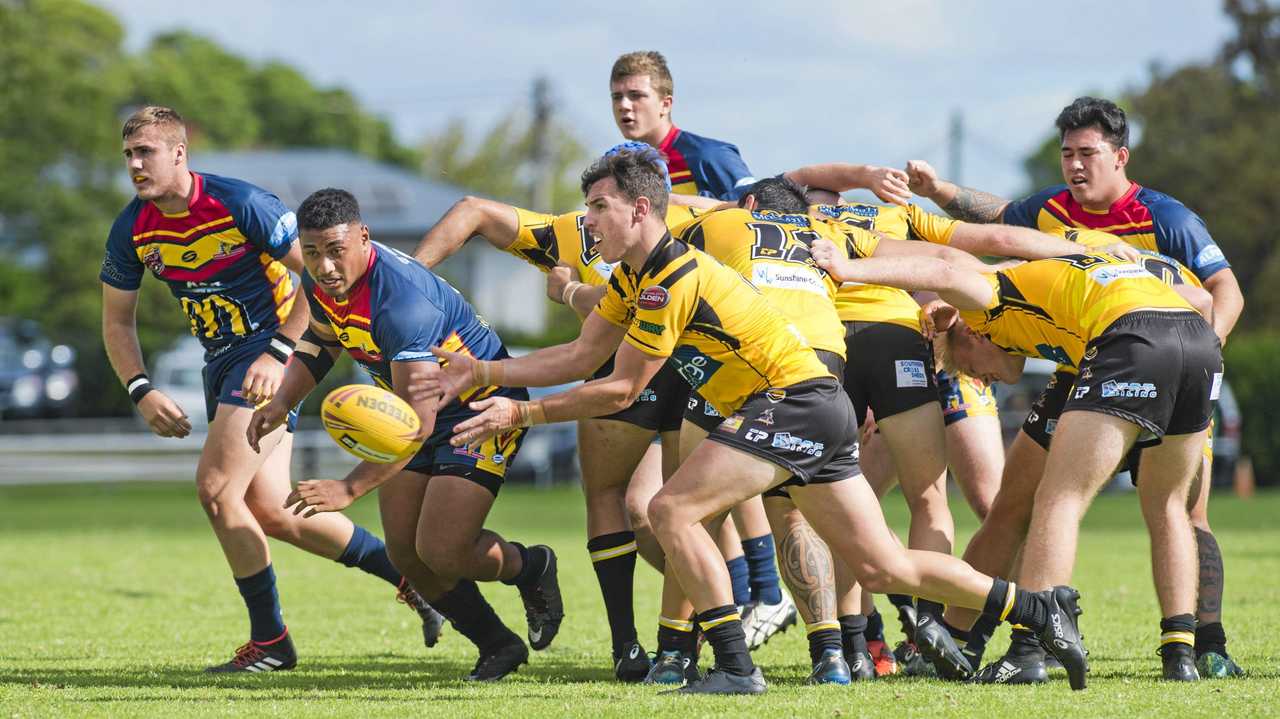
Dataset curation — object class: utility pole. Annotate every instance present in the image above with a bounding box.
[529,76,553,211]
[948,109,964,186]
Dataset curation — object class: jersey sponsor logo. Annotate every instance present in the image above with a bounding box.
[100,255,129,284]
[1195,244,1226,269]
[1210,372,1223,401]
[704,401,722,418]
[1074,385,1090,399]
[750,264,827,295]
[720,415,744,432]
[1045,418,1058,436]
[636,388,658,403]
[270,211,298,248]
[749,210,809,226]
[1086,263,1148,285]
[181,249,199,263]
[671,345,722,388]
[1100,380,1158,398]
[392,349,435,361]
[755,408,775,425]
[637,286,669,310]
[637,319,665,335]
[894,359,929,388]
[744,428,769,443]
[771,432,825,456]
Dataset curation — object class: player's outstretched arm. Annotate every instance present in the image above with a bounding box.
[947,223,1086,259]
[871,232,993,272]
[546,265,609,319]
[413,196,521,268]
[102,284,191,439]
[906,160,1009,223]
[810,239,994,311]
[784,163,911,206]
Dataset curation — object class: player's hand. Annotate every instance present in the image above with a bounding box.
[284,479,355,518]
[809,238,846,279]
[450,396,519,449]
[546,265,575,305]
[406,346,476,408]
[919,299,959,340]
[864,165,912,206]
[906,160,942,199]
[247,399,290,453]
[241,353,285,406]
[1101,242,1141,262]
[137,390,192,438]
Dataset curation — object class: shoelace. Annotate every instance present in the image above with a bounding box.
[230,642,267,668]
[396,586,430,614]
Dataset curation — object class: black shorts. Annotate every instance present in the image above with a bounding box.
[1066,311,1221,446]
[843,321,937,427]
[685,350,845,433]
[707,377,861,489]
[1021,369,1077,450]
[592,356,689,433]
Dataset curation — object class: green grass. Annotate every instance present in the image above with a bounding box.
[1,481,1278,718]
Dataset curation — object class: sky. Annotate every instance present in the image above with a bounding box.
[96,0,1234,200]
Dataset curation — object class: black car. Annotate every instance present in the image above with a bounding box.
[0,318,79,419]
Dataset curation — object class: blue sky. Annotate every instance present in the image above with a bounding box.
[97,0,1233,200]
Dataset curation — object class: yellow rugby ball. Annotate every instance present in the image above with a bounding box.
[321,384,424,464]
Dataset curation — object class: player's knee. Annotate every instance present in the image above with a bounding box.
[195,475,239,521]
[416,536,467,579]
[383,538,419,575]
[858,551,916,594]
[626,495,651,532]
[646,493,682,536]
[251,508,296,541]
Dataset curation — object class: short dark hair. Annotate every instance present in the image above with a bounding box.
[580,149,669,218]
[1055,97,1128,149]
[297,188,362,231]
[738,175,809,214]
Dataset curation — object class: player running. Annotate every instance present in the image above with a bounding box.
[100,107,443,673]
[246,189,562,682]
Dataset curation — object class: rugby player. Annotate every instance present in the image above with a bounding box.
[100,107,443,673]
[909,96,1245,679]
[412,149,1086,695]
[812,243,1221,687]
[609,51,790,644]
[246,189,562,682]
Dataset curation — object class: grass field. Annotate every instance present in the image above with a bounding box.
[1,480,1278,718]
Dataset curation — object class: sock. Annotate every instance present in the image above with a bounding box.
[983,578,1047,631]
[657,616,697,655]
[839,614,869,659]
[887,594,913,611]
[726,555,751,607]
[865,609,885,643]
[967,613,999,651]
[587,531,639,655]
[1007,626,1045,661]
[697,605,755,676]
[235,564,286,643]
[806,621,842,665]
[916,598,945,624]
[943,619,970,644]
[501,542,550,588]
[1160,613,1196,653]
[430,579,518,653]
[336,525,403,587]
[741,534,783,605]
[1195,621,1229,658]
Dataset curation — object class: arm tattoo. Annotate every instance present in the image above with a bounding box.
[942,186,1009,223]
[779,520,837,625]
[1194,527,1224,619]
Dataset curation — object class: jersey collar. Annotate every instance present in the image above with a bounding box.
[657,125,681,156]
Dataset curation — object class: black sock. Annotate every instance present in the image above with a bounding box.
[335,525,403,587]
[865,609,885,643]
[1195,621,1229,658]
[234,564,286,643]
[943,619,970,644]
[1160,613,1196,653]
[587,532,639,656]
[430,579,518,653]
[967,613,999,651]
[839,614,869,659]
[807,623,842,665]
[697,605,754,676]
[501,542,549,588]
[887,594,913,611]
[1007,626,1045,661]
[984,578,1048,631]
[657,616,697,655]
[917,599,945,623]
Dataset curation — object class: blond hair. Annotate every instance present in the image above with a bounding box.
[121,105,187,146]
[932,322,964,375]
[610,51,674,97]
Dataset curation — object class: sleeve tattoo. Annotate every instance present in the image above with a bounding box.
[942,186,1009,223]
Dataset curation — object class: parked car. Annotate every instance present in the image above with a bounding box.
[150,335,209,427]
[0,317,78,419]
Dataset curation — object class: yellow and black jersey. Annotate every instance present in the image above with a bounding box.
[506,205,705,287]
[1050,228,1204,288]
[670,208,845,357]
[812,202,960,245]
[593,233,831,417]
[814,217,923,331]
[959,253,1197,368]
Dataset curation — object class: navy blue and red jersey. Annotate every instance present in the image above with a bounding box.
[657,125,756,201]
[100,172,298,354]
[303,242,506,403]
[1002,182,1229,283]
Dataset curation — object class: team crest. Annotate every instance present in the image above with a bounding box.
[637,286,669,310]
[142,246,166,274]
[755,409,775,426]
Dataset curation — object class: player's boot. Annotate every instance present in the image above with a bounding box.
[969,629,1047,685]
[670,667,767,695]
[741,593,797,650]
[204,633,297,674]
[807,648,853,685]
[914,614,973,680]
[845,649,876,681]
[1034,586,1088,691]
[644,650,701,685]
[517,545,564,650]
[867,639,898,676]
[397,583,446,648]
[1160,643,1199,682]
[1196,651,1245,678]
[614,640,652,683]
[465,637,529,682]
[896,602,919,644]
[892,641,936,677]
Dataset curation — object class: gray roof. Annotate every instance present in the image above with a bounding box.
[179,149,467,236]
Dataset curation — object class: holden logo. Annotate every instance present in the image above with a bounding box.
[637,286,669,310]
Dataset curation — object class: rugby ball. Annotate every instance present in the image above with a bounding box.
[321,385,424,464]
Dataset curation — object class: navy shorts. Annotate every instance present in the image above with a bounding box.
[202,331,299,431]
[403,385,531,496]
